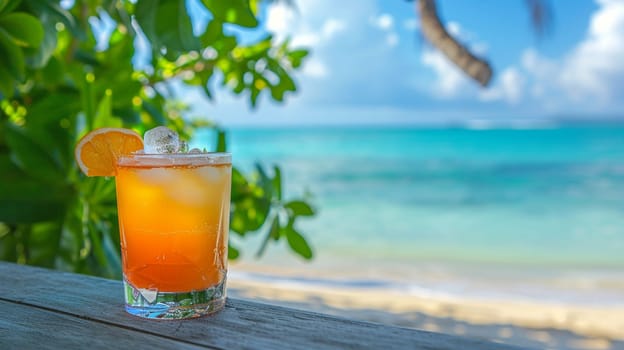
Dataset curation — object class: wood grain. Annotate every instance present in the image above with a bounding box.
[0,300,205,350]
[0,262,527,349]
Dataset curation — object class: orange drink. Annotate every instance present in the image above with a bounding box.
[74,126,230,319]
[116,153,231,319]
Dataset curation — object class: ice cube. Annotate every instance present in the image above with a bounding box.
[137,167,175,184]
[144,126,180,153]
[169,172,211,205]
[198,166,224,182]
[139,288,158,304]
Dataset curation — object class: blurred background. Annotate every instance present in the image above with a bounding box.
[1,0,623,349]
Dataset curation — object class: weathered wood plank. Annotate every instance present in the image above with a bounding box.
[0,262,528,349]
[0,300,206,350]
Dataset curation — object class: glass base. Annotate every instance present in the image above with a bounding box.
[123,278,226,319]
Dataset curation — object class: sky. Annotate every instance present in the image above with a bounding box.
[183,0,624,126]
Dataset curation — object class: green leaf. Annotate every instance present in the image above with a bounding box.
[272,73,296,101]
[215,128,227,152]
[87,218,121,279]
[230,167,248,199]
[5,123,65,184]
[272,165,282,201]
[74,49,100,66]
[201,80,213,100]
[19,91,79,170]
[102,0,135,37]
[200,20,223,47]
[134,1,157,46]
[26,91,80,127]
[255,215,279,258]
[87,222,109,276]
[214,34,237,55]
[250,86,260,107]
[228,243,240,260]
[106,76,142,110]
[269,214,280,241]
[0,227,18,262]
[80,175,117,205]
[230,194,270,234]
[0,200,65,224]
[135,0,199,55]
[201,0,257,28]
[0,0,20,16]
[230,167,272,235]
[284,225,312,259]
[80,73,96,130]
[40,55,63,84]
[0,12,44,47]
[26,0,83,40]
[114,107,141,125]
[243,35,272,58]
[102,229,121,278]
[93,89,121,128]
[27,222,62,267]
[0,156,69,223]
[24,12,57,68]
[0,64,13,97]
[285,200,315,217]
[0,30,24,80]
[4,123,65,184]
[255,163,273,198]
[58,205,81,267]
[142,100,166,125]
[172,0,198,51]
[288,49,309,68]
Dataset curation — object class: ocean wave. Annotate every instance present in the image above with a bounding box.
[462,119,560,130]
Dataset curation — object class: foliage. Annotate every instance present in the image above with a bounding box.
[0,0,315,279]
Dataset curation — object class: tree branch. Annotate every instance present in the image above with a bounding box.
[417,0,492,87]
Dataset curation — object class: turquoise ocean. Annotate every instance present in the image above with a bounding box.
[196,123,624,306]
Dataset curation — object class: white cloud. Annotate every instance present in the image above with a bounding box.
[322,18,346,38]
[403,18,419,30]
[302,58,328,78]
[266,3,296,36]
[386,33,399,47]
[268,2,348,37]
[267,4,346,47]
[372,13,394,30]
[471,42,489,56]
[421,49,470,98]
[558,0,624,103]
[265,2,347,79]
[370,13,400,48]
[521,48,557,99]
[447,21,461,36]
[480,68,526,104]
[487,0,624,110]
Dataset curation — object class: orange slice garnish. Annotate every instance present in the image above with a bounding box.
[75,127,143,176]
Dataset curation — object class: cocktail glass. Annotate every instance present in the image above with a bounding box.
[115,152,231,319]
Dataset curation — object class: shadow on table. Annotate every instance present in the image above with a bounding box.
[229,289,623,350]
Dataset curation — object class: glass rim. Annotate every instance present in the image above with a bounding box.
[118,152,231,166]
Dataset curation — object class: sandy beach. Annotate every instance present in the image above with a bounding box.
[227,271,624,350]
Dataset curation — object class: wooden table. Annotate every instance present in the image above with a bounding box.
[0,262,527,349]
